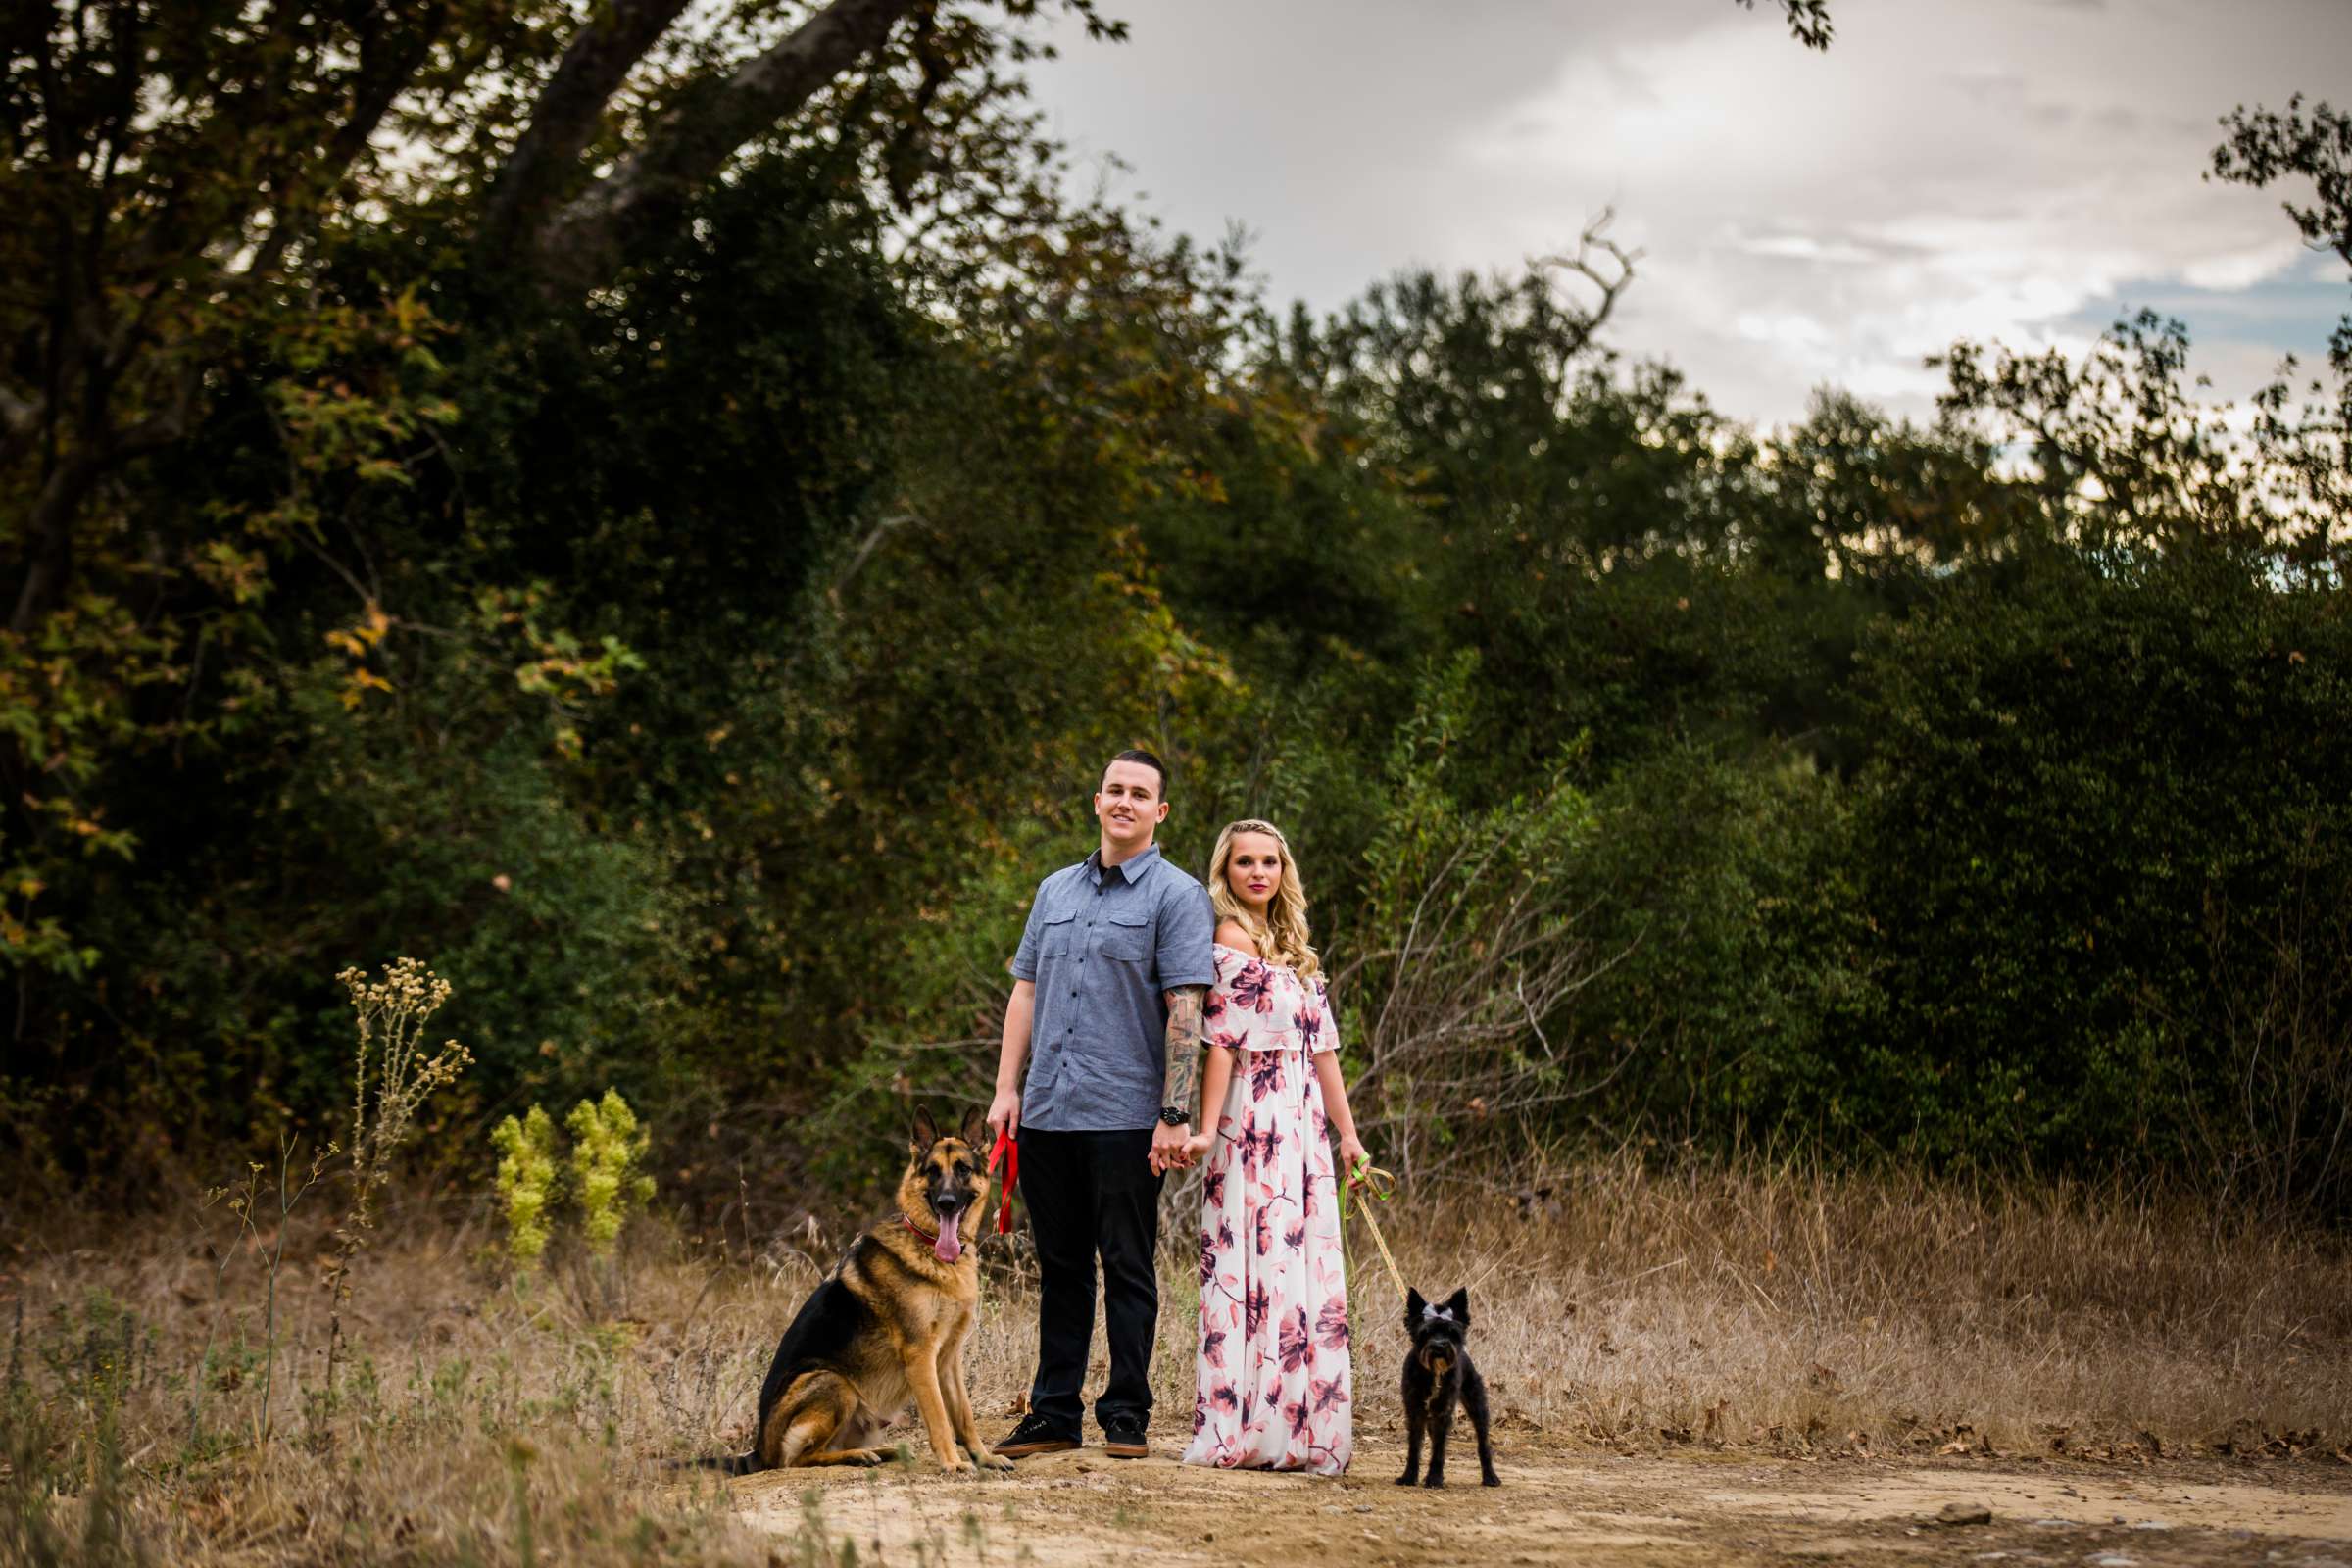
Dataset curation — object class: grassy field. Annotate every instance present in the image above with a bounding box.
[6,1153,2349,1565]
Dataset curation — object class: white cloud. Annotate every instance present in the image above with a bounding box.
[2181,241,2309,292]
[1026,0,2351,429]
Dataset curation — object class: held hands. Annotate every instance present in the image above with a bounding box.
[1148,1119,1193,1175]
[1179,1129,1214,1164]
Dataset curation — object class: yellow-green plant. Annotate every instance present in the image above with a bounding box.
[565,1090,655,1259]
[490,1105,561,1268]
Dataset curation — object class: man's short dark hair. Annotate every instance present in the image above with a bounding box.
[1103,748,1167,798]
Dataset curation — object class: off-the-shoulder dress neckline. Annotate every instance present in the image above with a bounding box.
[1213,939,1302,975]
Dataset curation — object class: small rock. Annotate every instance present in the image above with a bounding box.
[2088,1556,2139,1567]
[1936,1501,1994,1527]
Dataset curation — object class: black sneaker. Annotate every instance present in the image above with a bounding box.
[992,1412,1080,1460]
[1102,1414,1148,1459]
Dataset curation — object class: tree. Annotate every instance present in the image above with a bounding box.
[1,0,1121,633]
[2211,97,2352,421]
[1739,0,1834,51]
[0,0,1130,1025]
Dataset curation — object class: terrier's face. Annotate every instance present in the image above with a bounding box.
[1404,1286,1471,1375]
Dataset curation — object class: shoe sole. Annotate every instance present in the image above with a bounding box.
[1103,1441,1148,1459]
[992,1440,1081,1459]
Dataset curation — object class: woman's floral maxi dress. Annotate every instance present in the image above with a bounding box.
[1180,943,1351,1475]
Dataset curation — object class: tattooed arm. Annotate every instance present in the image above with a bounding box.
[1148,984,1207,1175]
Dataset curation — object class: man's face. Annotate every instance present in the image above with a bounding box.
[1095,760,1168,848]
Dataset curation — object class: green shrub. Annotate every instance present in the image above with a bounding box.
[1549,741,1877,1150]
[1843,543,2352,1201]
[485,1091,656,1270]
[490,1106,561,1268]
[565,1090,655,1259]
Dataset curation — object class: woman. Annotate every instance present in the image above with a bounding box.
[1178,819,1370,1475]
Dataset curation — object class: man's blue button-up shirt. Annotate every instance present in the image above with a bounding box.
[1009,842,1216,1133]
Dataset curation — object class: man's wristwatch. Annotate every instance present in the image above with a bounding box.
[1157,1106,1189,1127]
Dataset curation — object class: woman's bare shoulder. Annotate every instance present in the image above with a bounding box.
[1213,921,1259,956]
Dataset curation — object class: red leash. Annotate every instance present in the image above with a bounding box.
[988,1126,1018,1234]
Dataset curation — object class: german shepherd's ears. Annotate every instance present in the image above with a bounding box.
[907,1105,986,1156]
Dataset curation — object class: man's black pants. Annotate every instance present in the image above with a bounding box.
[1017,1125,1162,1437]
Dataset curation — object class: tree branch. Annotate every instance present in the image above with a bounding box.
[476,0,699,263]
[1529,210,1639,368]
[527,0,924,289]
[0,385,40,454]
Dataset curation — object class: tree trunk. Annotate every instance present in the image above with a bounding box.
[10,450,106,635]
[521,0,924,291]
[475,0,700,263]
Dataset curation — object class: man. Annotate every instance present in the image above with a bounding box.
[987,749,1214,1460]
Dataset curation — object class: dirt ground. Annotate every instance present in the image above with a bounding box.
[728,1437,2352,1567]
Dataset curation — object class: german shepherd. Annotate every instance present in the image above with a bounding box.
[710,1108,1011,1474]
[1396,1286,1499,1489]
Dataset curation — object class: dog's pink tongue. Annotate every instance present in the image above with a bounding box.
[934,1224,961,1263]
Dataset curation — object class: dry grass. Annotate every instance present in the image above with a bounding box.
[5,1155,2348,1565]
[1331,1154,2352,1455]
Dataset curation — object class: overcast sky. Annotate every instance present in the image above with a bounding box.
[1020,0,2350,431]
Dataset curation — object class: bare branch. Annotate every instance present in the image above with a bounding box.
[476,0,699,262]
[0,385,40,453]
[528,0,925,289]
[828,510,923,604]
[1528,210,1639,367]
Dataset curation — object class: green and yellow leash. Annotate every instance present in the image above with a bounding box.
[1340,1156,1410,1303]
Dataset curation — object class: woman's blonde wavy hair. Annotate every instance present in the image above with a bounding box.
[1207,819,1321,980]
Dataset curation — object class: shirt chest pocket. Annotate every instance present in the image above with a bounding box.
[1040,913,1077,959]
[1101,911,1152,963]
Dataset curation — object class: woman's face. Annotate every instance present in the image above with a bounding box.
[1225,831,1284,914]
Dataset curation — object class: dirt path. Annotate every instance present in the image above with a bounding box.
[729,1440,2352,1567]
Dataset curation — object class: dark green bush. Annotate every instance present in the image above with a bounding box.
[1842,544,2351,1202]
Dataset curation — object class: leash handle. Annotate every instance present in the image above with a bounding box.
[987,1126,1018,1235]
[1342,1156,1410,1303]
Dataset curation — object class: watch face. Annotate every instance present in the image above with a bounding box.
[1159,1108,1187,1125]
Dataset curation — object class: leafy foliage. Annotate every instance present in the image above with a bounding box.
[3,10,2346,1221]
[566,1090,656,1258]
[492,1105,561,1268]
[1842,545,2351,1181]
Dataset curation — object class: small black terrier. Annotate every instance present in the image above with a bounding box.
[1396,1286,1499,1488]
